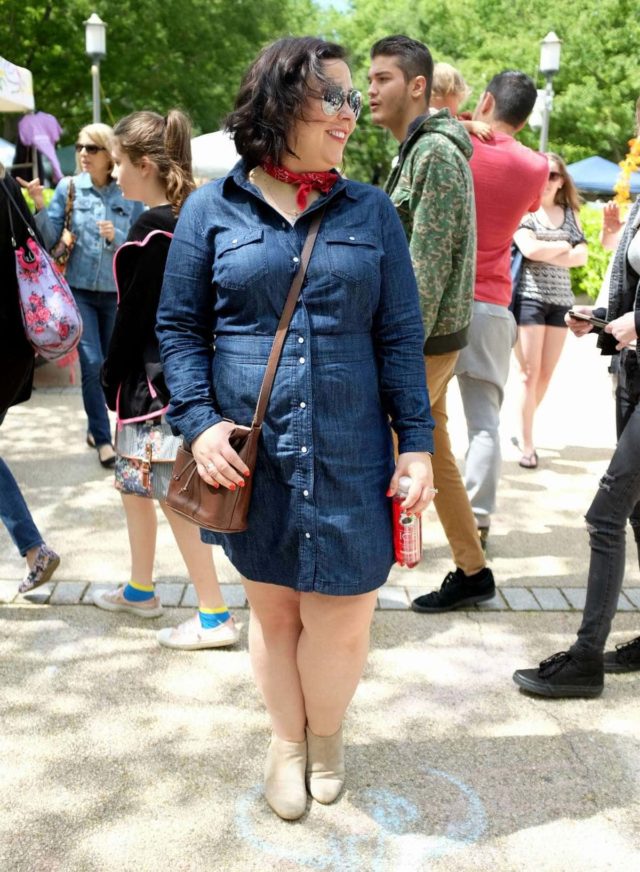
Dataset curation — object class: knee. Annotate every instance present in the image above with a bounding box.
[253,603,302,639]
[78,342,103,374]
[585,475,624,536]
[519,362,540,389]
[305,606,372,651]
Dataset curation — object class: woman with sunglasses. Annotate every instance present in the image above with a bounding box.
[19,124,143,468]
[157,36,434,820]
[512,153,588,468]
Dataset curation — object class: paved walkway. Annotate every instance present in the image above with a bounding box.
[3,577,640,613]
[0,326,636,600]
[2,326,640,871]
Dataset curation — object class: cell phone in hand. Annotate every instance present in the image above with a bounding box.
[568,309,609,329]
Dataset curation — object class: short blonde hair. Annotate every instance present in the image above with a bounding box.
[75,123,115,173]
[432,62,471,101]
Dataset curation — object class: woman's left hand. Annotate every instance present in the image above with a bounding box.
[97,220,115,244]
[605,312,638,349]
[387,451,435,514]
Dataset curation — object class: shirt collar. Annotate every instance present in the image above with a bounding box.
[76,171,116,193]
[405,114,429,143]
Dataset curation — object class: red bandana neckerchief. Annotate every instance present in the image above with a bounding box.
[261,158,339,211]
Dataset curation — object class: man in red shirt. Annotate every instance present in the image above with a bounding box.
[455,72,547,550]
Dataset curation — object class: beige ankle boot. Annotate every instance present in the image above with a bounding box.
[306,725,345,804]
[264,735,307,820]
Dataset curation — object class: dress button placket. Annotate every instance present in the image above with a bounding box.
[294,306,314,578]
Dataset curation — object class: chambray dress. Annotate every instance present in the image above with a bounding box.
[157,162,434,595]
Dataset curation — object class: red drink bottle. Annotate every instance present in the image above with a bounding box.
[392,476,422,568]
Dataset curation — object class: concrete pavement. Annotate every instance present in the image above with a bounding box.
[1,327,640,870]
[1,607,639,871]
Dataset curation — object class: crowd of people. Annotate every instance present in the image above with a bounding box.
[2,33,640,821]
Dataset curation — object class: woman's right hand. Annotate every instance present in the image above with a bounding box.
[565,305,594,336]
[602,201,623,235]
[17,176,45,211]
[192,421,251,490]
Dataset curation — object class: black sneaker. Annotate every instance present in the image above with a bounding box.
[603,636,640,673]
[513,651,604,698]
[411,567,495,613]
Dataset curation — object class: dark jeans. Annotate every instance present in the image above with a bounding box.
[572,350,640,657]
[73,288,116,447]
[0,412,42,556]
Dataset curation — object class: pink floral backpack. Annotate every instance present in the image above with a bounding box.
[2,179,82,361]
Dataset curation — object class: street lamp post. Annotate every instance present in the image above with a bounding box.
[84,13,107,124]
[538,31,562,153]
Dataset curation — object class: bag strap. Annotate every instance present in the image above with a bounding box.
[251,206,325,429]
[0,177,38,249]
[63,178,75,231]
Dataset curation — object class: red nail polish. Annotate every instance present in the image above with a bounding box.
[238,480,245,487]
[244,470,250,477]
[229,484,236,491]
[386,489,393,497]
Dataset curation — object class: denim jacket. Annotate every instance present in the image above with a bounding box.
[35,173,143,292]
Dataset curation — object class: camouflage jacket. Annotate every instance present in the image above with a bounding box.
[385,110,477,354]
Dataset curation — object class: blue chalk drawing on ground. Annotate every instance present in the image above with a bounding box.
[234,766,487,870]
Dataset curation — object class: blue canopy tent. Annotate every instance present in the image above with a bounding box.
[567,155,640,197]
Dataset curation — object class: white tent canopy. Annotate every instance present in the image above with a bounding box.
[0,136,15,166]
[0,57,34,112]
[191,130,239,179]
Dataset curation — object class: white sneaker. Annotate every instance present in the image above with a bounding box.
[92,585,163,618]
[157,614,239,650]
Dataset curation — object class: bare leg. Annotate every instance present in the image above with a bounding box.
[535,325,568,408]
[160,502,224,610]
[243,579,305,742]
[298,590,378,736]
[515,325,545,455]
[120,494,158,584]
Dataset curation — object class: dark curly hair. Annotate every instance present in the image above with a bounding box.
[224,36,348,167]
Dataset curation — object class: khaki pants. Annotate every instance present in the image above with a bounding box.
[426,351,486,576]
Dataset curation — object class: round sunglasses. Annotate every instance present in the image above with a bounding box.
[321,87,362,120]
[75,143,106,154]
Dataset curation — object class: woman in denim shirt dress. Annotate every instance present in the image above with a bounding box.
[157,37,435,820]
[22,124,143,467]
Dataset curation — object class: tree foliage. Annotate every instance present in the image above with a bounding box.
[1,0,319,141]
[322,0,640,181]
[2,0,639,184]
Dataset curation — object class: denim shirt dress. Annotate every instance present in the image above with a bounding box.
[157,162,434,595]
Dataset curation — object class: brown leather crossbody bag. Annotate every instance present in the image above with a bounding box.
[165,208,324,533]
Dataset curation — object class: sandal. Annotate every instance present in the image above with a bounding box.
[519,451,538,469]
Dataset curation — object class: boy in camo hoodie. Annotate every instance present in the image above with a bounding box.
[369,35,496,611]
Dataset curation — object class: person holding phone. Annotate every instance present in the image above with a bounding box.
[513,169,640,697]
[19,124,143,468]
